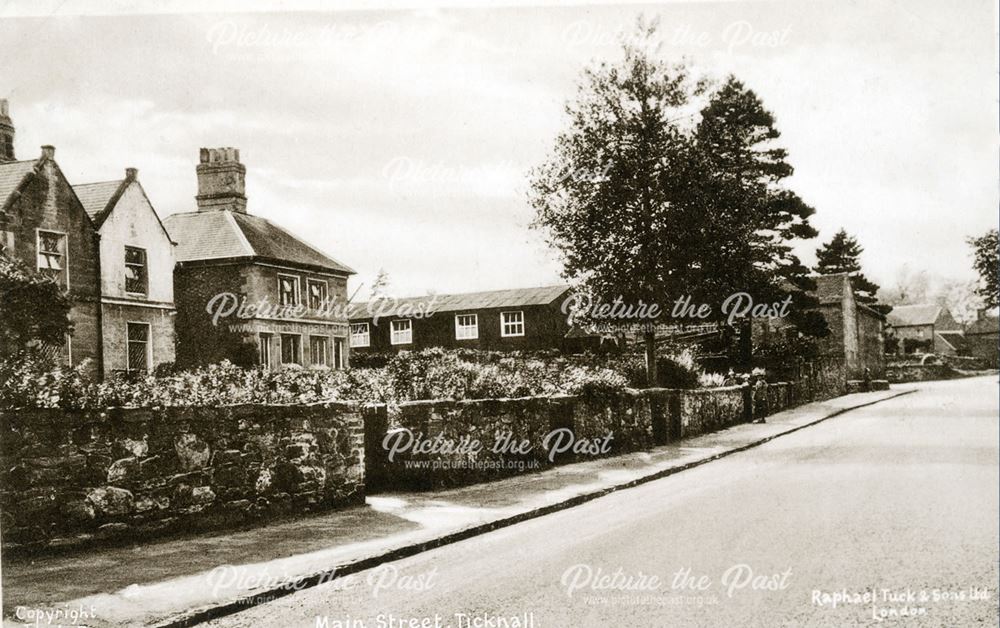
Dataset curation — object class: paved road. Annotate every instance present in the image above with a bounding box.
[206,377,999,628]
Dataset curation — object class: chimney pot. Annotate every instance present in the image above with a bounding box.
[125,167,138,180]
[40,145,55,159]
[0,99,8,117]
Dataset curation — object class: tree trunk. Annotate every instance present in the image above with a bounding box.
[736,319,753,372]
[644,330,658,387]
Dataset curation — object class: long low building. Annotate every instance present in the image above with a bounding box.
[347,285,600,355]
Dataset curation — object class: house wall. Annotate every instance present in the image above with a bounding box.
[4,157,102,377]
[856,308,885,378]
[813,302,846,361]
[173,261,350,369]
[97,182,174,302]
[933,333,958,357]
[98,180,176,374]
[842,284,860,372]
[101,303,176,374]
[351,302,581,354]
[173,262,254,368]
[894,324,934,345]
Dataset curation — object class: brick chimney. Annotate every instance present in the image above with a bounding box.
[0,99,15,163]
[196,147,247,213]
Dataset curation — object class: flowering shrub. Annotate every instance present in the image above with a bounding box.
[697,371,728,388]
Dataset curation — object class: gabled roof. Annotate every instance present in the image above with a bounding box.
[887,304,941,328]
[966,315,999,336]
[0,159,39,209]
[163,210,354,275]
[72,179,124,226]
[349,285,570,319]
[0,155,100,232]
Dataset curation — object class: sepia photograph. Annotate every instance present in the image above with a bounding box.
[0,0,997,626]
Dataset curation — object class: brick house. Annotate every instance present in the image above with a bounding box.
[73,168,177,375]
[0,100,102,377]
[347,285,598,355]
[164,148,354,370]
[886,304,961,355]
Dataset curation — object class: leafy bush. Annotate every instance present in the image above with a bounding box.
[0,254,73,356]
[1,346,728,410]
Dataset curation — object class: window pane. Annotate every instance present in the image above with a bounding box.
[281,334,300,364]
[127,323,149,342]
[125,247,144,264]
[124,247,147,294]
[39,233,61,253]
[391,320,412,344]
[350,323,370,347]
[259,334,271,366]
[41,253,62,270]
[310,336,329,366]
[126,323,149,371]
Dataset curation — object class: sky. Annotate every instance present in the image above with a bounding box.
[0,0,996,299]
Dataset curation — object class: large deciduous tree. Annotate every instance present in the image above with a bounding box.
[529,21,825,383]
[529,20,703,384]
[968,229,998,309]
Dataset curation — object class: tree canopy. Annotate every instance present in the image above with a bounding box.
[529,20,826,380]
[814,228,890,314]
[969,229,998,309]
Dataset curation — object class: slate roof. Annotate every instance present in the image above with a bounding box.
[0,159,38,208]
[887,304,941,328]
[349,285,570,319]
[936,331,970,353]
[72,179,124,226]
[163,210,354,275]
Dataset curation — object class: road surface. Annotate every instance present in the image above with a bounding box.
[205,376,999,627]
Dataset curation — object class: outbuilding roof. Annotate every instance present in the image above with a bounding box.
[887,304,942,328]
[349,285,570,319]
